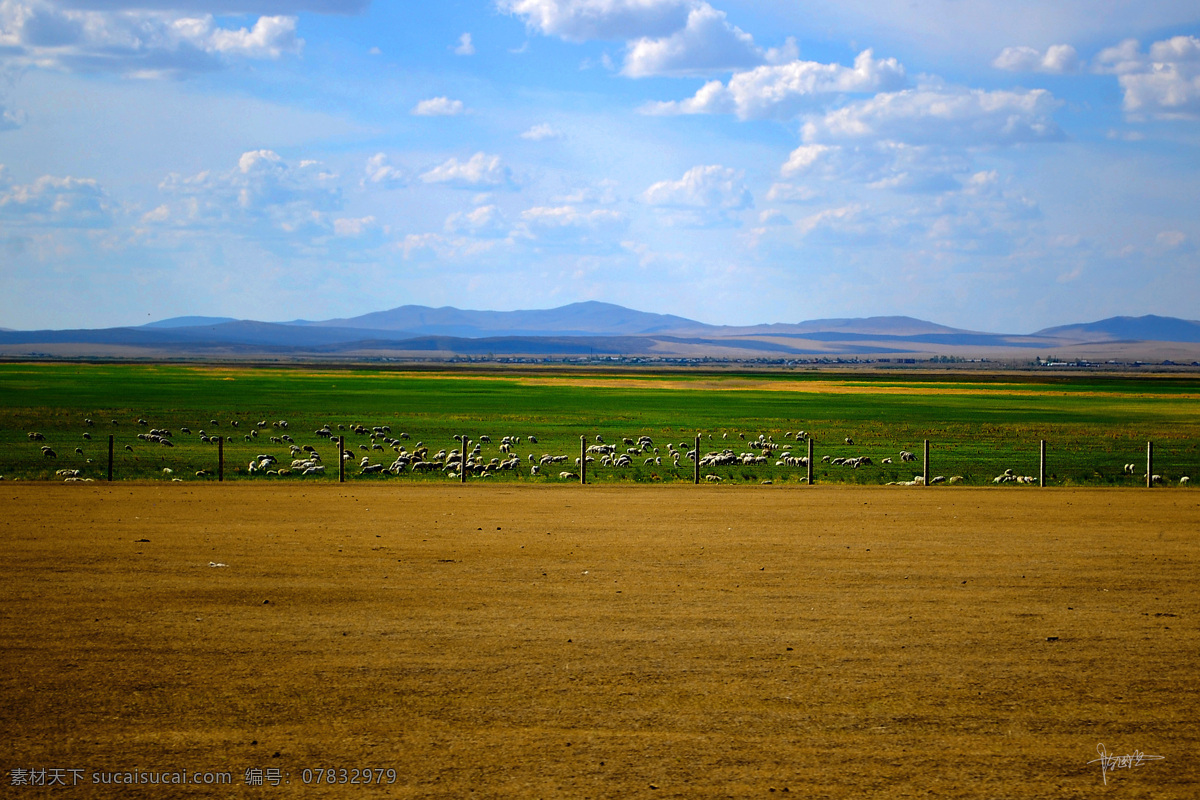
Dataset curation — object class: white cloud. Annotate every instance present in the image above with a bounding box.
[520,122,563,140]
[0,167,115,228]
[412,97,466,116]
[781,141,972,194]
[398,232,444,260]
[420,152,515,189]
[0,2,302,76]
[800,85,1064,146]
[516,204,628,250]
[643,50,906,119]
[445,204,511,238]
[765,182,819,204]
[553,178,619,204]
[333,215,378,237]
[154,149,340,236]
[993,44,1079,73]
[521,204,625,230]
[781,144,833,176]
[1096,35,1200,119]
[622,3,761,77]
[361,153,408,188]
[55,1,365,11]
[498,0,691,42]
[0,105,25,131]
[206,15,300,58]
[454,32,475,55]
[794,204,868,239]
[642,164,751,226]
[643,164,752,209]
[1156,230,1189,249]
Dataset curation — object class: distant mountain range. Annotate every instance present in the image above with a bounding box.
[2,302,1200,362]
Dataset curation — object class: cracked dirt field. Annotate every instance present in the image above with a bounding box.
[1,483,1198,798]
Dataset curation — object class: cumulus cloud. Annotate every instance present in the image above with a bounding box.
[644,49,906,118]
[992,44,1080,74]
[0,105,25,131]
[55,1,365,12]
[644,164,751,208]
[780,144,833,176]
[642,164,751,226]
[515,204,627,250]
[799,85,1064,147]
[445,204,511,238]
[501,0,771,78]
[453,32,474,55]
[520,122,563,140]
[0,167,115,227]
[0,2,302,76]
[1095,35,1200,119]
[498,0,691,42]
[553,178,619,204]
[622,3,760,77]
[521,204,624,230]
[333,215,379,237]
[765,182,819,204]
[412,97,466,116]
[154,149,340,235]
[779,139,979,196]
[361,153,408,188]
[420,152,515,189]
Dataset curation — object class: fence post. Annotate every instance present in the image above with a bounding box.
[461,435,467,483]
[1039,440,1046,487]
[1146,441,1153,488]
[694,434,700,484]
[807,438,814,485]
[339,435,345,483]
[107,434,114,482]
[923,439,929,486]
[218,436,224,482]
[580,435,587,485]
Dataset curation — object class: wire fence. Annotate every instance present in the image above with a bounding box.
[5,427,1196,488]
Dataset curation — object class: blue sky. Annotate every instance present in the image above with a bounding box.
[0,0,1198,332]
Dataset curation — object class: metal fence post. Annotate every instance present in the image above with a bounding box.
[1039,440,1046,487]
[1147,441,1153,488]
[580,435,586,485]
[461,435,467,483]
[694,434,700,484]
[218,436,224,482]
[807,438,813,485]
[923,439,929,486]
[107,434,114,482]
[339,435,345,483]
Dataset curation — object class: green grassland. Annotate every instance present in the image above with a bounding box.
[1,363,1197,486]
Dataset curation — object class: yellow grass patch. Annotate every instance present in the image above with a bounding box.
[2,484,1196,797]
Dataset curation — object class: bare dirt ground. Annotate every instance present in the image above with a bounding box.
[1,484,1197,798]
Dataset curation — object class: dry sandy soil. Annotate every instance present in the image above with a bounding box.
[1,484,1197,798]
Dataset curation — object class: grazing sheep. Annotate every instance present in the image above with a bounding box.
[558,471,578,480]
[1181,476,1190,485]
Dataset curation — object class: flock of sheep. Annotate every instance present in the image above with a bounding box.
[9,417,1193,487]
